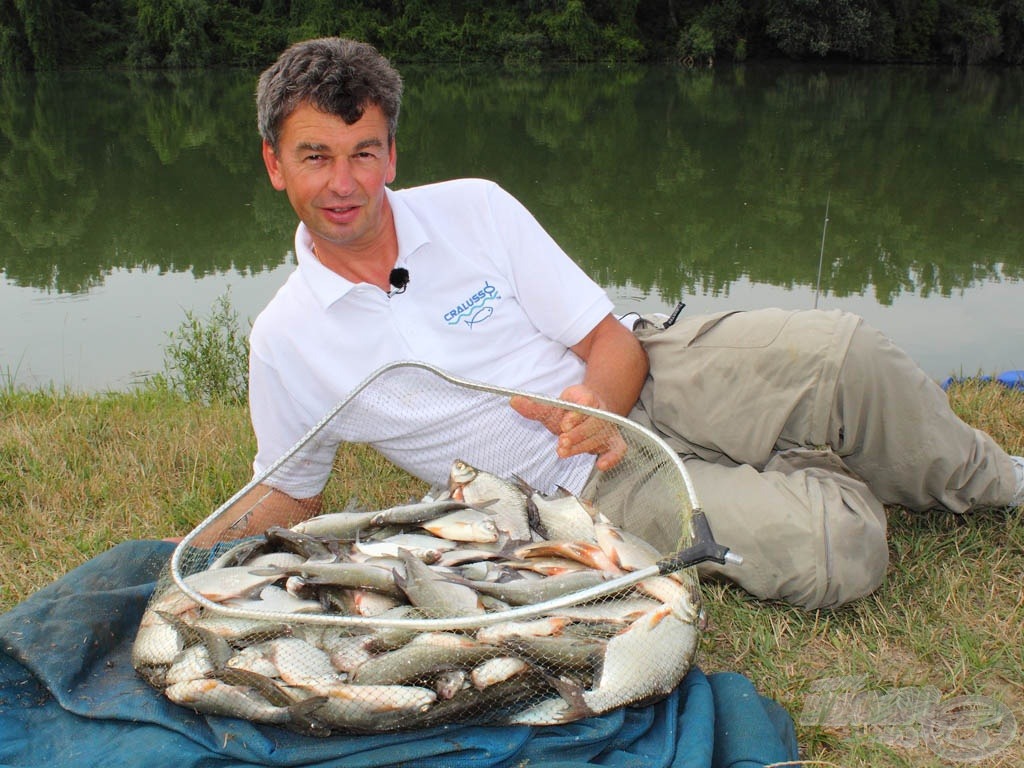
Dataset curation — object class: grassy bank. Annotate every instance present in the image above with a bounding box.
[1,379,1021,767]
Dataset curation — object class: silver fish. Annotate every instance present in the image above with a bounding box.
[476,616,572,645]
[165,677,325,727]
[393,549,485,618]
[262,637,343,687]
[509,555,590,577]
[403,671,556,729]
[189,615,291,644]
[435,669,469,699]
[176,565,283,605]
[446,560,508,582]
[471,656,531,689]
[502,695,573,726]
[155,611,235,671]
[226,645,284,679]
[516,478,599,542]
[224,584,323,614]
[208,538,270,570]
[551,597,662,625]
[132,612,184,667]
[434,541,520,567]
[594,519,662,571]
[350,632,493,686]
[250,560,402,597]
[321,588,403,617]
[210,666,300,709]
[353,533,456,562]
[319,634,375,673]
[420,508,500,543]
[369,497,474,527]
[356,605,422,652]
[165,644,214,686]
[245,551,307,569]
[635,573,702,620]
[455,568,615,606]
[288,508,379,539]
[298,681,437,731]
[514,540,623,575]
[579,605,699,715]
[498,634,605,675]
[449,459,532,541]
[265,526,339,561]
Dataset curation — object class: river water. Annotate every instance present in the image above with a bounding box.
[1,63,1021,391]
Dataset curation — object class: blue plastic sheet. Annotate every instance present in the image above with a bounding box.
[0,541,797,768]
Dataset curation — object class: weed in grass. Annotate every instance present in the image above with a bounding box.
[148,290,250,406]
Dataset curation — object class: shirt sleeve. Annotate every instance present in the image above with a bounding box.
[248,342,336,499]
[483,182,613,347]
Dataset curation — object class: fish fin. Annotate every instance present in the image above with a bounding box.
[541,673,597,720]
[423,484,450,502]
[158,610,234,670]
[208,667,291,706]
[247,565,286,576]
[284,695,333,737]
[512,474,539,495]
[391,568,408,592]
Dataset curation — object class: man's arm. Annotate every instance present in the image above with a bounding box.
[190,483,322,546]
[510,314,648,470]
[568,313,649,416]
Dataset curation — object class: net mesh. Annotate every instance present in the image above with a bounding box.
[133,362,703,733]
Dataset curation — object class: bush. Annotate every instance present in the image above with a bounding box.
[677,22,715,65]
[149,291,249,405]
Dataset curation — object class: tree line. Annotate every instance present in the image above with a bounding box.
[3,63,1020,301]
[2,0,1023,72]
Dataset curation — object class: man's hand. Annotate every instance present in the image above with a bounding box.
[510,384,628,471]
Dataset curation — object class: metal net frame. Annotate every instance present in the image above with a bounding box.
[133,362,712,733]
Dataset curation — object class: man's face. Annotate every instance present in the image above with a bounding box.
[262,102,397,255]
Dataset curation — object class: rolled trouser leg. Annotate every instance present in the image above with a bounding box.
[824,320,1018,512]
[689,451,888,611]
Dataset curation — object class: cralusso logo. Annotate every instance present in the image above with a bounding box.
[444,282,500,328]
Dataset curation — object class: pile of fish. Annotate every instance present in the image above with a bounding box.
[133,459,703,733]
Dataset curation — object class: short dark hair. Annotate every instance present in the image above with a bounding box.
[257,38,403,151]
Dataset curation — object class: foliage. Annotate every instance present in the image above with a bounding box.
[935,0,1004,64]
[1,0,1023,70]
[766,0,874,59]
[149,291,250,406]
[128,0,214,68]
[677,0,745,63]
[677,22,716,65]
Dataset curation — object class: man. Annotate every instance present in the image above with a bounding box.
[246,37,1024,610]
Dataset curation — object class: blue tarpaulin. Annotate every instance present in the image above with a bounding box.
[0,541,798,768]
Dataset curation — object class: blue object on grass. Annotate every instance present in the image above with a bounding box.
[0,541,798,768]
[940,371,1024,391]
[996,370,1024,389]
[940,374,992,391]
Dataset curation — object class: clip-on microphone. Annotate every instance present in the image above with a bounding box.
[389,267,409,295]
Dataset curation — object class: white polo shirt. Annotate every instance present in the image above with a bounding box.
[249,178,614,497]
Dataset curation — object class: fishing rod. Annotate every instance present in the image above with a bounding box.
[813,192,831,309]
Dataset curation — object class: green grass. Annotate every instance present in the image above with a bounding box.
[0,378,1021,766]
